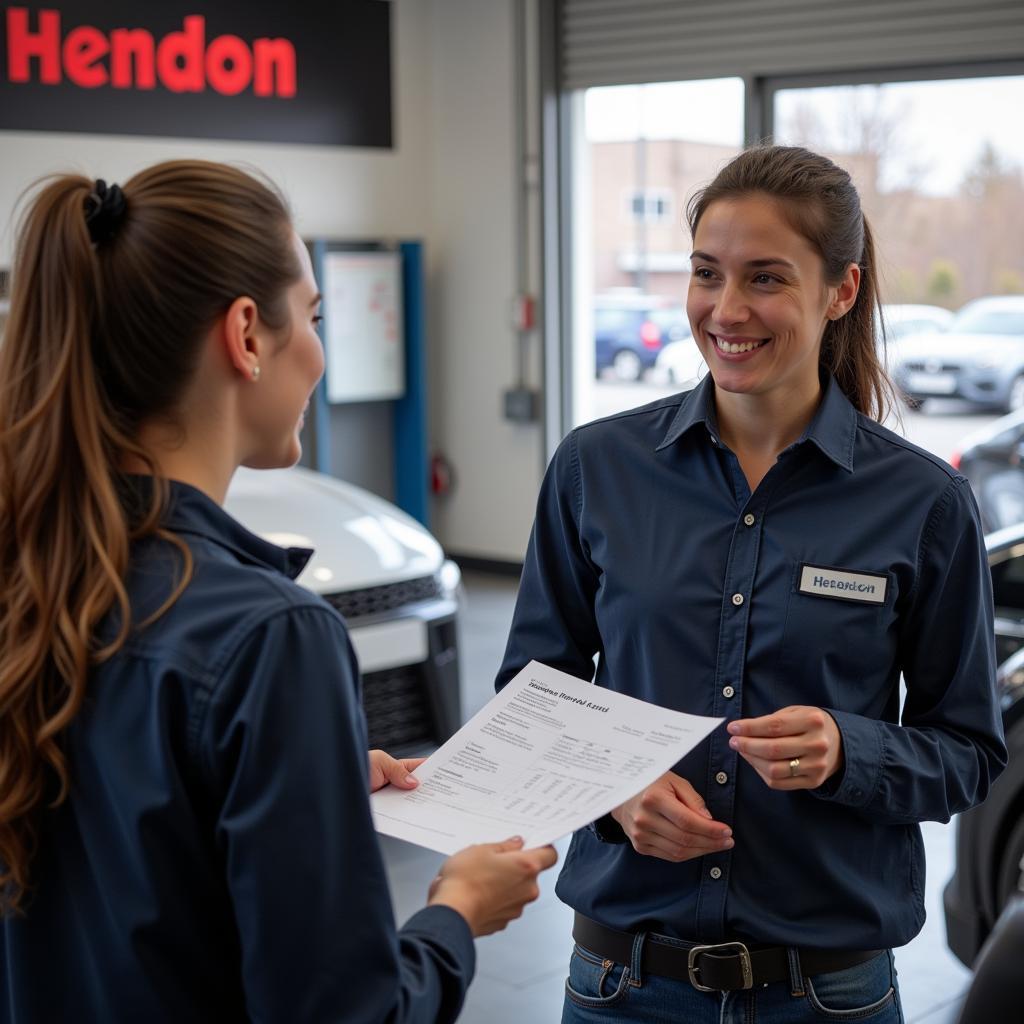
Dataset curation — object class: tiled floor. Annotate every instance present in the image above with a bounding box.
[381,571,969,1023]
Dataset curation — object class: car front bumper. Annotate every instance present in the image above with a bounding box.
[897,365,1009,407]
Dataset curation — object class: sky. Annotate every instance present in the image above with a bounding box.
[585,75,1024,197]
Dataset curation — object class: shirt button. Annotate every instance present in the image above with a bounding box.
[709,867,723,880]
[731,593,744,606]
[743,513,755,527]
[722,685,735,698]
[715,771,728,785]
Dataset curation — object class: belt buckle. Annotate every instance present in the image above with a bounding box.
[686,941,753,992]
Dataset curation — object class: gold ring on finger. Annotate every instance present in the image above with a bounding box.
[789,758,801,777]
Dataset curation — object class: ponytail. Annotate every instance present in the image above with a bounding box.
[821,217,895,423]
[0,161,298,913]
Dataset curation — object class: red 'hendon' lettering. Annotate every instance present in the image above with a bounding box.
[5,7,297,98]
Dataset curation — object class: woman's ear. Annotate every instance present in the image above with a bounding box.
[221,296,262,381]
[827,263,862,320]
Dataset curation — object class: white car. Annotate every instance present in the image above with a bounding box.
[878,303,954,342]
[878,303,954,373]
[892,296,1024,412]
[652,332,708,388]
[226,465,462,753]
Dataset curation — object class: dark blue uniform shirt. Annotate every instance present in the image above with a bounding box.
[497,376,1007,950]
[2,480,474,1023]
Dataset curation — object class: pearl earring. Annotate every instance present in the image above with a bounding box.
[252,365,261,381]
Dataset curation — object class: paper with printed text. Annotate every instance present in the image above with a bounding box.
[370,660,723,853]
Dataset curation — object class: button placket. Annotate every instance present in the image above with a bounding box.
[700,497,764,940]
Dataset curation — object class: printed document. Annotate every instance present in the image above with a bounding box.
[371,660,723,853]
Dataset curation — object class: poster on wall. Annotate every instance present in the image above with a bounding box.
[323,248,404,404]
[0,1,392,146]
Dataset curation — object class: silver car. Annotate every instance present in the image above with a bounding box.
[225,466,463,754]
[893,296,1024,412]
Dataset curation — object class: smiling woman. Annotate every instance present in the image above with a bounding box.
[496,144,1006,1024]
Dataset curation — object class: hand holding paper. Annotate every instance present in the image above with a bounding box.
[427,837,559,936]
[371,660,724,853]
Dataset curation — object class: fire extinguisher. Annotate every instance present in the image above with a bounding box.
[431,453,456,496]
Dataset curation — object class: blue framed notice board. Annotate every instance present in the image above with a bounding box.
[309,239,429,528]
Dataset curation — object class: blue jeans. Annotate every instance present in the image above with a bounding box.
[562,935,904,1023]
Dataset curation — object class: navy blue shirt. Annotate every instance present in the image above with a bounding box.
[497,376,1006,950]
[2,480,474,1023]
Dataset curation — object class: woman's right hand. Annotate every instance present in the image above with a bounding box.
[428,837,558,937]
[610,771,734,862]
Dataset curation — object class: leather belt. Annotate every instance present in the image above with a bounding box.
[573,913,881,993]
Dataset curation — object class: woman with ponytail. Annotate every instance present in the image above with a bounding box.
[496,145,1005,1022]
[0,161,555,1023]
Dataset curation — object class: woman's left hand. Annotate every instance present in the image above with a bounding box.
[368,750,426,793]
[726,706,844,790]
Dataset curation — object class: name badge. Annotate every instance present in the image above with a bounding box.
[798,564,887,605]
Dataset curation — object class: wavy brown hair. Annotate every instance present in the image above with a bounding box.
[0,161,300,913]
[687,144,898,423]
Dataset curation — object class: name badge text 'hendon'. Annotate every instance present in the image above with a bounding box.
[798,564,887,605]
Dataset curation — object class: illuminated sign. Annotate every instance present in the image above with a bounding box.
[0,2,391,146]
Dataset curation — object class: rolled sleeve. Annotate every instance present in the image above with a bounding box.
[202,604,473,1023]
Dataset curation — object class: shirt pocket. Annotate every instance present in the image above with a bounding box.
[774,562,898,711]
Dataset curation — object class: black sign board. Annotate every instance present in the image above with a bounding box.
[0,1,392,146]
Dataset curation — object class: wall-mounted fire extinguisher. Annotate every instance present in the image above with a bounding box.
[430,453,456,496]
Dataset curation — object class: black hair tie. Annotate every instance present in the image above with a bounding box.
[84,179,127,246]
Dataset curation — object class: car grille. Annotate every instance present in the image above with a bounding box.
[323,574,442,620]
[362,665,437,750]
[903,361,961,373]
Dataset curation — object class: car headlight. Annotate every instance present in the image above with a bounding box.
[437,559,462,599]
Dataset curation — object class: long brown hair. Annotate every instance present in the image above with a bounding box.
[0,160,300,913]
[687,145,898,422]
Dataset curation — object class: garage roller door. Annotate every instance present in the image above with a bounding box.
[560,0,1024,89]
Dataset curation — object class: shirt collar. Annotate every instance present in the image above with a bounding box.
[125,475,313,580]
[656,374,857,473]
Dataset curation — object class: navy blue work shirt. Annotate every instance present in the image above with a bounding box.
[2,479,473,1024]
[497,375,1006,951]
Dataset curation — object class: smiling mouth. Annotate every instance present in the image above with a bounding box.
[710,334,770,354]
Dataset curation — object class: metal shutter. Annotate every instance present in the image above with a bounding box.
[561,0,1024,89]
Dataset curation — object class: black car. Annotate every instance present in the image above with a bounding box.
[943,523,1024,966]
[593,297,691,382]
[952,408,1024,534]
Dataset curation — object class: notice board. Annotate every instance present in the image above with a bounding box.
[323,248,404,404]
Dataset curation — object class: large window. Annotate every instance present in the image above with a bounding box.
[570,78,744,427]
[773,75,1024,312]
[564,70,1024,431]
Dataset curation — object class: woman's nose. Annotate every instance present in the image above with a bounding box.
[714,282,749,326]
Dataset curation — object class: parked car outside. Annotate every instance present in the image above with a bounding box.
[943,521,1024,967]
[651,331,707,388]
[952,408,1024,533]
[594,293,691,381]
[225,465,462,754]
[892,296,1024,412]
[877,303,953,374]
[877,303,954,343]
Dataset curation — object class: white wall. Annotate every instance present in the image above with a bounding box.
[0,0,543,562]
[426,0,544,562]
